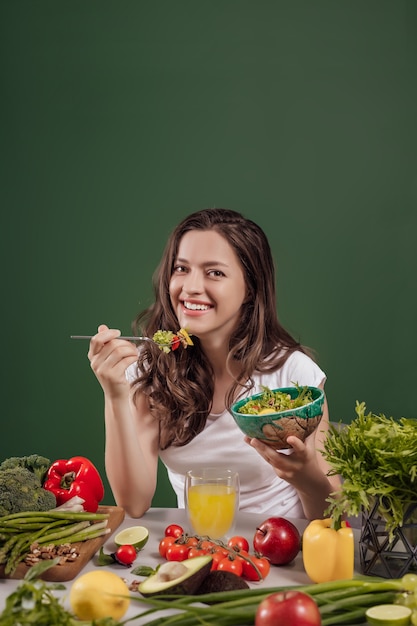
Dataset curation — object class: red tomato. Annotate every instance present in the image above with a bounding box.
[171,335,181,350]
[158,536,176,558]
[241,554,271,581]
[199,540,215,551]
[228,535,250,553]
[184,536,199,548]
[113,544,137,567]
[210,551,225,571]
[164,524,184,538]
[188,547,207,559]
[210,544,229,558]
[166,543,190,562]
[217,556,243,577]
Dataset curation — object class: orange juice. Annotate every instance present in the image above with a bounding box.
[187,483,237,538]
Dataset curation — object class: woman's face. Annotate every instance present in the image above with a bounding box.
[169,229,247,345]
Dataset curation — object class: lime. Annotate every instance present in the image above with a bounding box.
[366,604,412,626]
[114,525,149,550]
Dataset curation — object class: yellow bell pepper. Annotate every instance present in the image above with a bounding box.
[302,518,354,583]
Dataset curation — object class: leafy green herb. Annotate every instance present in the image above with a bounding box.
[97,545,116,566]
[130,564,158,577]
[0,559,74,625]
[323,401,417,538]
[237,384,313,415]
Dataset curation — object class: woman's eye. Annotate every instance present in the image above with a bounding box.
[173,265,187,273]
[208,269,225,278]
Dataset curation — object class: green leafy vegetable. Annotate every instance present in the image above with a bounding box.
[323,401,417,538]
[152,329,176,351]
[152,328,194,353]
[237,384,313,415]
[0,559,74,625]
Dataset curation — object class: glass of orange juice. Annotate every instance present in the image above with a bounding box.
[184,468,239,539]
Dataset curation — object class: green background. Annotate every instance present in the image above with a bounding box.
[1,1,416,509]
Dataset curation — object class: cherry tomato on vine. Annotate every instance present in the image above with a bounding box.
[210,551,226,571]
[217,556,243,577]
[241,554,271,581]
[113,544,137,566]
[188,547,207,559]
[164,524,184,538]
[184,536,199,548]
[210,544,229,558]
[228,535,250,553]
[166,543,190,562]
[158,535,176,558]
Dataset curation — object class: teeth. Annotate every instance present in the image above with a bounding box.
[184,301,210,311]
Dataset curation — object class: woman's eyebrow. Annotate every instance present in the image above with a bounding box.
[175,257,229,268]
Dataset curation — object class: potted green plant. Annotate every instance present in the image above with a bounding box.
[323,401,417,578]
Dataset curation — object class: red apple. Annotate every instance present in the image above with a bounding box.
[253,517,301,565]
[255,590,322,626]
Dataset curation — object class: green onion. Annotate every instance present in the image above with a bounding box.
[126,577,409,626]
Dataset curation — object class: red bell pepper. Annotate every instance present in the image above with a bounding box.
[43,455,104,512]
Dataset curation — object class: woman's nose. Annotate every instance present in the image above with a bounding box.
[182,270,204,294]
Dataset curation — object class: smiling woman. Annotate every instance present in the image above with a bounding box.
[86,208,340,522]
[169,229,247,345]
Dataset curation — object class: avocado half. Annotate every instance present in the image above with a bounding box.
[138,555,213,597]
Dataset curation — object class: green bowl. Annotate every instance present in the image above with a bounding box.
[229,386,325,450]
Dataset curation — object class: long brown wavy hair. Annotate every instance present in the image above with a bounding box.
[132,208,310,450]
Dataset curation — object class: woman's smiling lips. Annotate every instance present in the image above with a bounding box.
[181,300,212,315]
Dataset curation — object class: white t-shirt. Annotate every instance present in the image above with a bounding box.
[129,350,326,519]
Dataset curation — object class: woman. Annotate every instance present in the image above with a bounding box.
[88,208,340,519]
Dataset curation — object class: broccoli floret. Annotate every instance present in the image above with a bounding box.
[0,467,56,517]
[0,454,51,483]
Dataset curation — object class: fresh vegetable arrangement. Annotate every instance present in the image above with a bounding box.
[237,385,313,415]
[3,560,417,626]
[152,328,194,353]
[0,509,110,575]
[0,453,108,576]
[323,401,417,539]
[4,513,417,625]
[127,574,417,625]
[43,455,105,513]
[155,523,271,582]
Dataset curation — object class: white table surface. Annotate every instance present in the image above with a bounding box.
[0,507,360,623]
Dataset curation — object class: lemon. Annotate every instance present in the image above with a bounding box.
[258,409,277,415]
[114,525,149,550]
[69,570,130,620]
[366,604,412,626]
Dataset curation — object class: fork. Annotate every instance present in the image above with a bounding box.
[71,335,153,342]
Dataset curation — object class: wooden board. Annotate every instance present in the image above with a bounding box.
[0,505,125,582]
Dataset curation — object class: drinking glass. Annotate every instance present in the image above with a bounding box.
[184,468,240,539]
